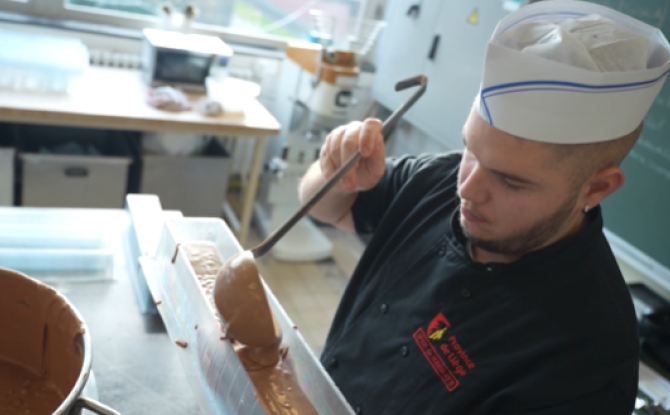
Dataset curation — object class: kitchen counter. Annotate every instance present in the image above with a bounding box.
[0,206,201,415]
[50,266,202,414]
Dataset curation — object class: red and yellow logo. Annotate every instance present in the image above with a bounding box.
[427,312,451,341]
[413,311,476,393]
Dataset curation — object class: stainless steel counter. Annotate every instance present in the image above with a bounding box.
[50,264,202,415]
[0,206,201,415]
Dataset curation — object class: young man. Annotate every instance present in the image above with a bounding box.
[298,1,670,414]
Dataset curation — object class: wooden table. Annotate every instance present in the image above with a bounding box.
[0,67,281,244]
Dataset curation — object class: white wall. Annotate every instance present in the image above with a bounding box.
[386,119,457,157]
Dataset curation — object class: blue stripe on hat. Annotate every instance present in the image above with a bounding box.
[481,69,670,126]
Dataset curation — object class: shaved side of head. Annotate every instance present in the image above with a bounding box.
[547,122,644,187]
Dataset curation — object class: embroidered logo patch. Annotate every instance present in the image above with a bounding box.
[413,312,475,392]
[427,312,450,340]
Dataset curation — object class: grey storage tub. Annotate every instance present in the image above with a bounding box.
[138,137,231,217]
[19,125,131,208]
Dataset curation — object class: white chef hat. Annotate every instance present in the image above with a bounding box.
[476,0,670,144]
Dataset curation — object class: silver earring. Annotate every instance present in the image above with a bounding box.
[583,205,590,214]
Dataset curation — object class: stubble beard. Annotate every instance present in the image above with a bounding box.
[460,194,580,257]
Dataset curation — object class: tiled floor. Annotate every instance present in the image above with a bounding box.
[243,225,366,357]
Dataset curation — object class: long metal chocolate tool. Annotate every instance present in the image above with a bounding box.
[251,74,428,258]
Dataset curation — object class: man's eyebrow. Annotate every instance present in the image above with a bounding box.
[463,134,537,185]
[489,168,537,185]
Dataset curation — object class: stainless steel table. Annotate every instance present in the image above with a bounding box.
[0,206,200,415]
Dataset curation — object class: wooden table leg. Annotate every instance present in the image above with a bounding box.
[238,135,266,246]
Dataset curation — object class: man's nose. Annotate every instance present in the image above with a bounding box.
[458,164,490,204]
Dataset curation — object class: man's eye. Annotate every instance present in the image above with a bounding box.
[502,179,523,191]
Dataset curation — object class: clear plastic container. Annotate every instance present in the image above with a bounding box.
[0,30,89,94]
[146,217,355,415]
[0,248,113,272]
[0,207,126,281]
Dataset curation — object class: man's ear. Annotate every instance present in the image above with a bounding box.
[581,166,625,209]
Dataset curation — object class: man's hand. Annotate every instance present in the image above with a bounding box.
[320,119,386,192]
[299,118,386,231]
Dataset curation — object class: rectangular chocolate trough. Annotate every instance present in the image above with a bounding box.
[128,194,355,415]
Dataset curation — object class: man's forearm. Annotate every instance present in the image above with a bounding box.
[299,161,358,230]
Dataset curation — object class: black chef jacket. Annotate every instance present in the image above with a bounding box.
[320,152,639,415]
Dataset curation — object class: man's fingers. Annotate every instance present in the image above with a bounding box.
[359,118,383,158]
[341,124,360,160]
[321,121,379,191]
[341,124,361,184]
[320,133,336,179]
[328,125,347,166]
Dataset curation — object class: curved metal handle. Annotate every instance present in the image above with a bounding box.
[72,397,121,415]
[251,75,428,258]
[428,34,441,60]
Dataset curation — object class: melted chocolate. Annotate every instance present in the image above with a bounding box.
[214,250,282,367]
[182,241,223,278]
[247,359,318,415]
[182,243,319,415]
[0,268,85,415]
[0,356,63,414]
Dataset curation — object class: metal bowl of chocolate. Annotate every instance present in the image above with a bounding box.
[0,267,120,415]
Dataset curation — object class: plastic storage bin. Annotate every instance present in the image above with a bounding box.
[0,147,14,206]
[139,137,231,217]
[19,125,132,208]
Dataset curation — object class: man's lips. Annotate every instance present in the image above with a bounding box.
[460,206,486,224]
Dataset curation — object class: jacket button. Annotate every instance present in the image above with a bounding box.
[461,288,471,298]
[438,246,447,256]
[329,357,339,369]
[379,303,388,314]
[401,345,409,357]
[355,406,362,414]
